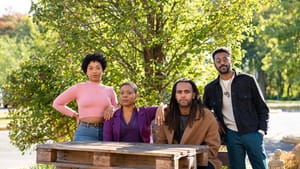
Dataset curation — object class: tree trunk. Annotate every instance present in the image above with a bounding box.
[257,69,267,98]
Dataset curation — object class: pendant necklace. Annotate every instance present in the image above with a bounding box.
[220,77,233,98]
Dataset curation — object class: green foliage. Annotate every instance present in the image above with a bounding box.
[0,14,23,36]
[24,164,55,169]
[1,17,83,152]
[0,14,40,110]
[3,51,81,152]
[0,14,41,86]
[31,0,264,104]
[242,0,300,99]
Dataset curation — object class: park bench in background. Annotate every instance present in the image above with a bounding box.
[36,141,209,169]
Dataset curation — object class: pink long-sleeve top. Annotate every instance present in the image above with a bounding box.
[53,81,118,119]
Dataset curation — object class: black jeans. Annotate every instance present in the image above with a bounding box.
[197,162,214,169]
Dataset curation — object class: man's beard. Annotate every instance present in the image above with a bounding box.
[217,65,231,74]
[178,100,192,108]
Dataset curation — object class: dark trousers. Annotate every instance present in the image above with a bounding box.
[225,128,267,169]
[197,162,214,169]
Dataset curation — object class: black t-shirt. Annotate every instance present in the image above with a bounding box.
[174,114,189,142]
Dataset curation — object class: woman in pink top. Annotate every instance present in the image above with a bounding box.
[53,53,118,141]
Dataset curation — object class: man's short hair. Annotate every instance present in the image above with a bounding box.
[212,47,231,60]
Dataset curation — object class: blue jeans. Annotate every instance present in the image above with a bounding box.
[225,129,267,169]
[74,123,103,141]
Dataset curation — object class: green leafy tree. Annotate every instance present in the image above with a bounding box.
[0,14,22,36]
[2,29,86,152]
[0,14,36,85]
[242,0,300,99]
[4,0,267,153]
[31,0,266,102]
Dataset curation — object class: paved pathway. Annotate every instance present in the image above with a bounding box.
[0,130,36,169]
[0,108,36,169]
[264,111,300,157]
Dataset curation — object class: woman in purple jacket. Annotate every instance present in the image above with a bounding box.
[103,82,162,143]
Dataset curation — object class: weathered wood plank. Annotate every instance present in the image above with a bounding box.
[36,141,209,169]
[57,150,93,164]
[37,142,207,156]
[155,157,176,169]
[36,148,56,162]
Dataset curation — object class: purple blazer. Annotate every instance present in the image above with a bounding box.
[103,106,157,143]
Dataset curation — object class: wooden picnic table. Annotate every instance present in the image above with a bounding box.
[36,141,209,169]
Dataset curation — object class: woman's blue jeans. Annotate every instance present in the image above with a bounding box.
[73,123,103,141]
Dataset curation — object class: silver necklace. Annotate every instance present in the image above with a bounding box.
[220,77,233,98]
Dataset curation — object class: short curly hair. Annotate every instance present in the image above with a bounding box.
[81,53,107,74]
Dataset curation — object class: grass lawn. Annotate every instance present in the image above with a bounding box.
[0,118,10,125]
[0,109,9,126]
[267,100,300,109]
[0,118,10,130]
[0,111,8,118]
